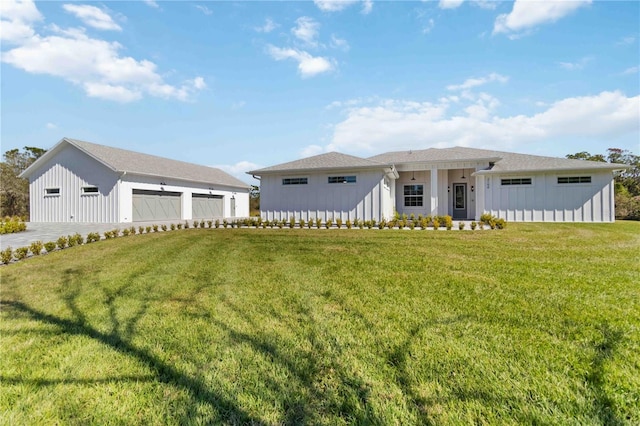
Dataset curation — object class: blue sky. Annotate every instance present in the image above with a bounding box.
[2,0,638,184]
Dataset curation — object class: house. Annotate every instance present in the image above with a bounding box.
[20,138,250,223]
[249,147,628,223]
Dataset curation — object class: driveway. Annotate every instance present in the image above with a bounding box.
[0,221,179,250]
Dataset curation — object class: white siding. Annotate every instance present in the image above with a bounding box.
[260,170,391,222]
[28,145,119,222]
[481,171,615,222]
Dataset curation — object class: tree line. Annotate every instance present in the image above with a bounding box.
[1,146,638,220]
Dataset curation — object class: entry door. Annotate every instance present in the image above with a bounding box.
[453,183,467,219]
[230,197,236,217]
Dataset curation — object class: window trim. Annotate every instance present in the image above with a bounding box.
[403,184,424,207]
[501,177,532,186]
[81,186,99,195]
[557,176,592,185]
[328,175,357,184]
[45,188,60,196]
[282,177,308,186]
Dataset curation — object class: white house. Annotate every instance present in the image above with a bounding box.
[249,147,628,223]
[20,138,250,223]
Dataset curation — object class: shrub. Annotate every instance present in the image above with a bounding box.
[15,247,29,260]
[307,219,313,229]
[432,218,440,229]
[161,224,167,232]
[479,222,485,230]
[325,219,332,229]
[123,228,132,236]
[1,247,13,264]
[315,218,322,228]
[200,221,206,228]
[346,219,352,229]
[57,236,68,249]
[67,235,78,247]
[289,217,296,229]
[378,219,386,229]
[73,234,84,245]
[130,226,137,235]
[153,225,159,232]
[336,218,343,229]
[495,218,507,229]
[470,221,477,230]
[207,221,213,228]
[44,241,56,253]
[193,220,199,228]
[138,226,144,234]
[184,221,190,229]
[223,220,228,228]
[177,223,183,230]
[420,218,429,229]
[215,219,220,228]
[277,220,284,229]
[458,221,465,230]
[87,232,100,242]
[0,216,27,234]
[358,220,364,229]
[299,218,306,228]
[443,215,453,230]
[400,219,408,229]
[409,222,415,230]
[170,223,176,231]
[143,226,150,233]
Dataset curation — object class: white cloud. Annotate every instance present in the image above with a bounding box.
[316,91,638,155]
[62,4,121,31]
[472,0,497,10]
[195,5,213,16]
[439,0,464,10]
[0,0,43,43]
[292,16,320,47]
[214,161,262,184]
[143,0,159,9]
[314,0,372,14]
[300,144,325,157]
[330,34,349,51]
[231,100,245,110]
[616,36,636,46]
[255,18,277,33]
[422,18,435,34]
[2,9,206,103]
[267,45,334,77]
[494,0,591,38]
[621,66,639,75]
[46,122,57,129]
[446,73,508,91]
[558,56,593,71]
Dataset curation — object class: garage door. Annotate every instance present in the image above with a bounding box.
[192,194,223,219]
[132,189,182,222]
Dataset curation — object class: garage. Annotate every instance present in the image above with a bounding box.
[132,189,182,222]
[192,194,223,219]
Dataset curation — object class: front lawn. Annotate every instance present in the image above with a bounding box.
[1,223,639,424]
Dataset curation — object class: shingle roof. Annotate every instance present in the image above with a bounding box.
[22,138,249,189]
[249,151,391,174]
[370,146,627,174]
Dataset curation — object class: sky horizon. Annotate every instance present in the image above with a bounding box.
[2,0,638,185]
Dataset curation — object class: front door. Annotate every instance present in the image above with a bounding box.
[453,183,467,219]
[230,196,236,217]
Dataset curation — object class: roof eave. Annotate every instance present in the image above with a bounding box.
[249,163,393,176]
[123,170,249,190]
[473,164,630,176]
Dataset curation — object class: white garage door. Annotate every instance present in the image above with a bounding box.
[192,194,223,219]
[132,190,182,222]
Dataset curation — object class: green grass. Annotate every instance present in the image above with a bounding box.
[1,223,639,424]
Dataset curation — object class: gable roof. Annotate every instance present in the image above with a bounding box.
[20,138,249,189]
[249,151,392,175]
[370,146,627,174]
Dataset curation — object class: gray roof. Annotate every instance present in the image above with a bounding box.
[249,151,391,175]
[371,146,627,174]
[22,138,249,189]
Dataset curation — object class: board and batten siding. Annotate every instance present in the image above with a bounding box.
[260,170,393,222]
[28,145,119,222]
[480,171,615,222]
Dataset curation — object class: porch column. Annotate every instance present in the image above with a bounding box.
[430,168,438,216]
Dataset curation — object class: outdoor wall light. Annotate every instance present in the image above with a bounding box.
[447,186,450,193]
[471,186,475,192]
[160,181,166,185]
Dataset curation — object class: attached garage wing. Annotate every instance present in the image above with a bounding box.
[192,194,224,219]
[132,189,182,222]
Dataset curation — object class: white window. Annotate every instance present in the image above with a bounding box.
[501,178,532,186]
[45,188,60,196]
[558,176,591,184]
[404,185,423,207]
[328,175,356,184]
[82,186,99,194]
[282,177,308,185]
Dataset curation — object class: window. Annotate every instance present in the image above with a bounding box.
[82,186,99,194]
[328,175,356,184]
[558,176,591,184]
[45,188,60,195]
[282,177,308,185]
[501,178,532,186]
[404,184,423,207]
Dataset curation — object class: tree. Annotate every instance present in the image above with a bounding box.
[567,148,640,220]
[0,147,46,218]
[249,185,260,215]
